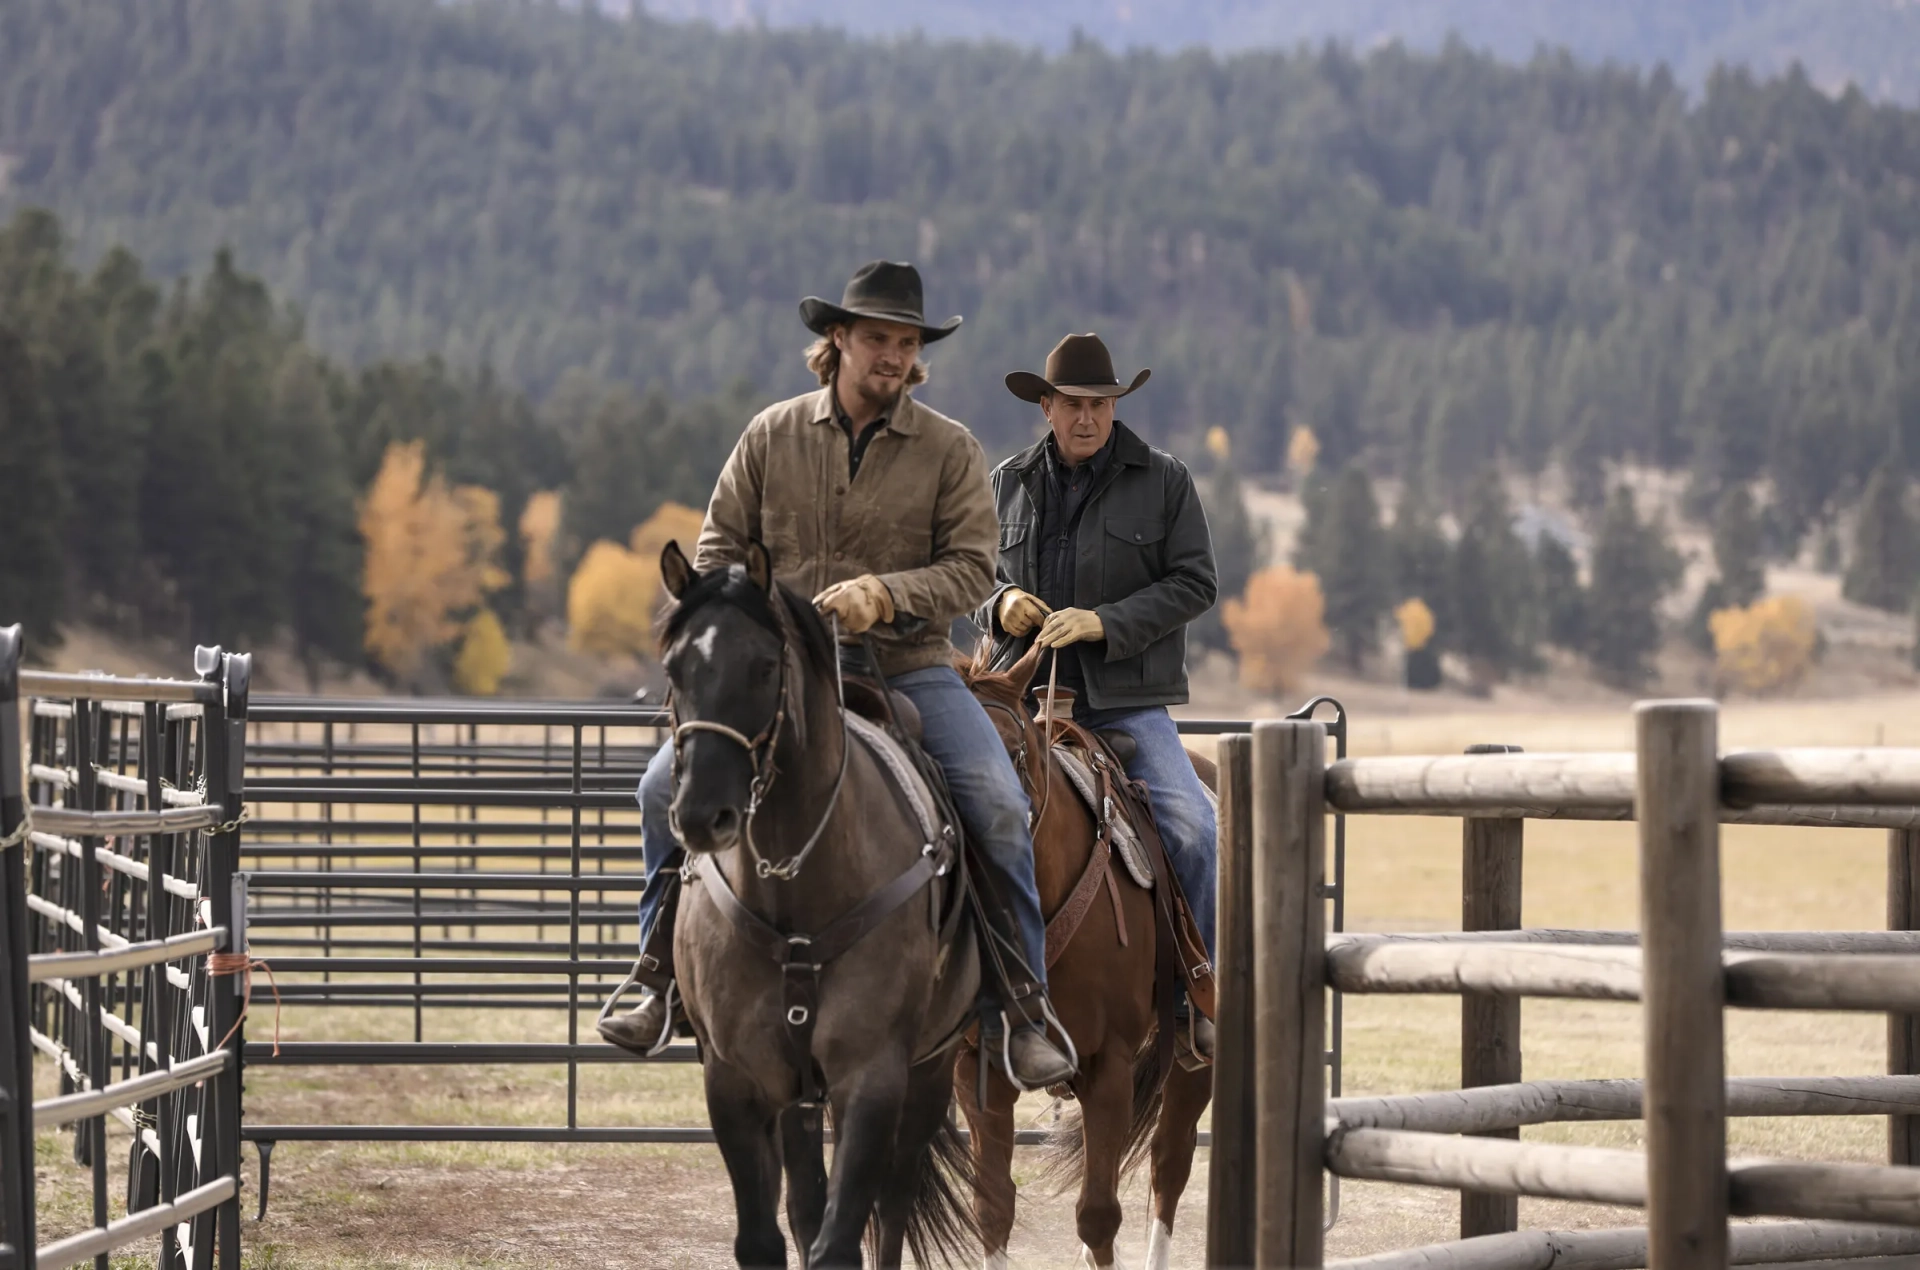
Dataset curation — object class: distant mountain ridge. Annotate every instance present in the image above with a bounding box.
[638,0,1920,102]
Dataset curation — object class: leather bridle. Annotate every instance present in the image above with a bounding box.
[667,606,849,881]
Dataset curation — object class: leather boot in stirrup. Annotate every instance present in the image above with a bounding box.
[1175,1006,1215,1070]
[1007,1025,1077,1088]
[597,988,672,1056]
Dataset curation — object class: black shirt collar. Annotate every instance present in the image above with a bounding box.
[1045,430,1116,488]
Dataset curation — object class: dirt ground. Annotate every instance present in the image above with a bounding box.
[29,691,1910,1268]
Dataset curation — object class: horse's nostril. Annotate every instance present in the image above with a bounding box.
[709,807,739,835]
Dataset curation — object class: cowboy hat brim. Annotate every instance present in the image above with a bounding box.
[1005,367,1150,404]
[799,298,963,342]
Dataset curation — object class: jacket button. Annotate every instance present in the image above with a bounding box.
[1133,532,1142,541]
[833,550,845,560]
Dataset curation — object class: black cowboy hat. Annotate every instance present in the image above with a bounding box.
[799,260,963,343]
[1006,333,1150,403]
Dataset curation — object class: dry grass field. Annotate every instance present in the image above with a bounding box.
[29,690,1916,1268]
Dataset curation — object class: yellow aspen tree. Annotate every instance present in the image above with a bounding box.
[1710,595,1816,694]
[1222,565,1331,693]
[359,440,508,679]
[566,541,660,658]
[519,490,563,617]
[453,607,512,695]
[1395,596,1435,651]
[628,501,706,568]
[1287,425,1320,478]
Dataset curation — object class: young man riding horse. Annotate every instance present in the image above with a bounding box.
[979,332,1221,1061]
[600,261,1078,1091]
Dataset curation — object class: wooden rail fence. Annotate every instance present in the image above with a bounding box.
[1209,702,1920,1270]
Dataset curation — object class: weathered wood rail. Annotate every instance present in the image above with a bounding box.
[1208,703,1920,1270]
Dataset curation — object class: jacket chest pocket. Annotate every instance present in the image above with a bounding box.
[1101,516,1164,595]
[998,523,1030,578]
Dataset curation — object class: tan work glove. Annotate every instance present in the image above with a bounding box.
[996,588,1052,636]
[813,574,896,635]
[1036,607,1104,649]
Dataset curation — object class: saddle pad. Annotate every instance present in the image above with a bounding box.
[1051,746,1154,890]
[843,711,943,846]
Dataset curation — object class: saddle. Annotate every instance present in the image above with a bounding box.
[1038,719,1217,1027]
[842,674,923,742]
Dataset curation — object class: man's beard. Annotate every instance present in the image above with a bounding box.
[855,368,904,407]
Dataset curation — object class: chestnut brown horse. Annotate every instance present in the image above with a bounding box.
[958,644,1214,1270]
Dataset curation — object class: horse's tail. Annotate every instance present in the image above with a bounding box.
[1033,1037,1169,1191]
[877,1104,980,1269]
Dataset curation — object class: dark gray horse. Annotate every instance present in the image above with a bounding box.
[657,540,979,1269]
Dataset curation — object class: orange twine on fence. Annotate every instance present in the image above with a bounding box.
[206,951,283,1057]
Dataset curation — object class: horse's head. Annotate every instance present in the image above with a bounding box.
[959,637,1046,759]
[656,539,835,854]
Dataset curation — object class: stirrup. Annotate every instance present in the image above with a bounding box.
[598,965,679,1058]
[996,1002,1081,1095]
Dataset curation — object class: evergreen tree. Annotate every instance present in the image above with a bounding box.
[1710,485,1766,609]
[1585,487,1684,686]
[1534,531,1587,653]
[1689,484,1767,646]
[1842,455,1919,613]
[1446,472,1539,683]
[274,350,364,679]
[1192,460,1266,653]
[1295,463,1391,669]
[1389,485,1452,638]
[0,325,68,642]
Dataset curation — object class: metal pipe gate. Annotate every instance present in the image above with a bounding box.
[3,630,251,1270]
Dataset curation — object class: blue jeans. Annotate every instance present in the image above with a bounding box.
[635,664,1050,995]
[1078,704,1217,961]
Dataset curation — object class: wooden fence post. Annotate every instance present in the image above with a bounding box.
[1890,828,1920,1165]
[1461,743,1524,1238]
[1636,701,1726,1268]
[1252,719,1326,1270]
[1208,734,1256,1270]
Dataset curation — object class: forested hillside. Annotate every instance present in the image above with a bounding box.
[646,0,1920,103]
[6,0,1920,514]
[7,0,1920,690]
[0,208,753,681]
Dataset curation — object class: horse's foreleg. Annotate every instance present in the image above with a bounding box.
[779,1104,829,1267]
[872,1054,970,1269]
[955,1047,1017,1267]
[705,1061,787,1269]
[1074,1048,1134,1269]
[1143,1062,1212,1270]
[809,1060,908,1270]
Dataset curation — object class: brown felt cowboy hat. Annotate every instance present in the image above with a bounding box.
[799,260,963,342]
[1005,333,1150,403]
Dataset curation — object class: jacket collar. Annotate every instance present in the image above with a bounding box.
[809,383,922,435]
[1011,419,1149,474]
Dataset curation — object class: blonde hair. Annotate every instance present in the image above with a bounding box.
[805,326,931,389]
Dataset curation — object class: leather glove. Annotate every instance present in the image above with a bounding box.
[813,574,896,635]
[996,588,1052,636]
[1035,607,1104,649]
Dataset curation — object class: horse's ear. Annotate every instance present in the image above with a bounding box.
[661,540,695,600]
[1008,638,1044,696]
[744,539,774,593]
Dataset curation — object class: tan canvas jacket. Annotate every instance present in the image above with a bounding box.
[694,385,998,677]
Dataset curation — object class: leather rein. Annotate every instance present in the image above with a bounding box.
[669,605,961,1129]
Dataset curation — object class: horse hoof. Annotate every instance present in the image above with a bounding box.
[1076,1246,1127,1270]
[983,1252,1010,1270]
[1145,1218,1172,1270]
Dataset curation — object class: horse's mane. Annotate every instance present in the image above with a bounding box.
[659,562,838,681]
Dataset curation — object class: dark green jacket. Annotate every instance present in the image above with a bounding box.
[976,421,1218,710]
